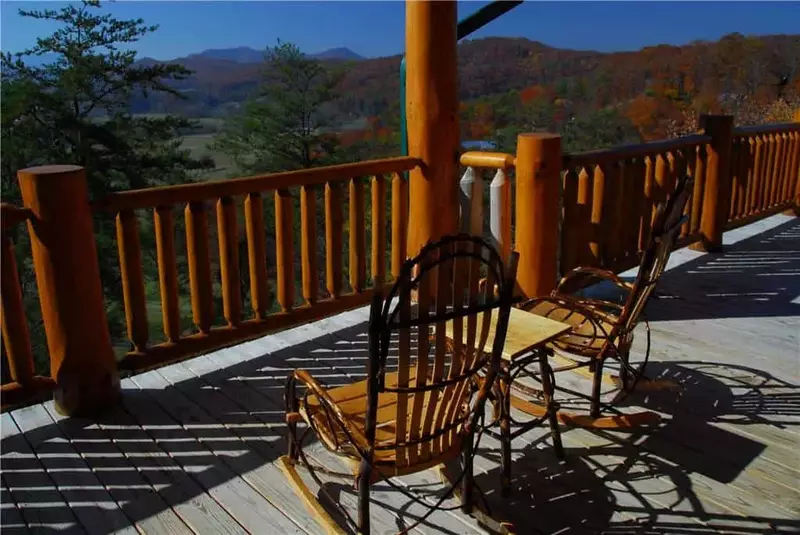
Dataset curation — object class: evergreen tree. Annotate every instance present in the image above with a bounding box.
[1,0,212,369]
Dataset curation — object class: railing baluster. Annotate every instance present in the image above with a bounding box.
[185,201,213,334]
[560,168,579,274]
[681,148,695,236]
[1,233,34,384]
[788,131,800,204]
[459,166,484,235]
[489,168,511,262]
[275,189,294,312]
[325,182,343,299]
[371,175,386,286]
[391,173,408,280]
[300,186,319,305]
[752,134,766,212]
[620,158,641,257]
[217,196,241,326]
[603,162,622,268]
[349,177,366,293]
[778,132,791,203]
[300,185,318,304]
[575,166,593,266]
[589,164,605,266]
[771,132,787,206]
[116,210,148,352]
[763,133,777,209]
[734,138,748,219]
[654,152,670,223]
[154,206,181,342]
[744,138,756,216]
[690,146,706,234]
[244,193,269,320]
[630,157,647,255]
[640,155,655,251]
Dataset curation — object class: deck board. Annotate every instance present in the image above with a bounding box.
[2,214,799,534]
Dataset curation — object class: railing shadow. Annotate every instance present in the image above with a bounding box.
[577,216,800,321]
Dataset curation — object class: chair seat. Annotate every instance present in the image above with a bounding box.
[299,369,464,477]
[523,297,628,358]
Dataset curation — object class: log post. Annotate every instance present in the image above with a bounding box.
[514,133,562,298]
[405,0,459,256]
[17,165,120,416]
[691,114,734,252]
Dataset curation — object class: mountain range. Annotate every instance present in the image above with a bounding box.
[130,35,800,123]
[145,45,364,65]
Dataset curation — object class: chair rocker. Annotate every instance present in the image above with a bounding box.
[519,174,694,430]
[280,234,519,534]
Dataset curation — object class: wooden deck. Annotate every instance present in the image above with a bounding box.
[2,214,799,535]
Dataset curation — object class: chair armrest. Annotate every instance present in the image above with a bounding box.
[518,295,615,338]
[293,369,370,452]
[558,294,624,316]
[556,266,633,295]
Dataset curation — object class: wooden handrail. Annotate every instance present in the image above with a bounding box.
[0,204,33,229]
[563,134,712,166]
[460,151,515,169]
[733,123,800,136]
[93,156,421,212]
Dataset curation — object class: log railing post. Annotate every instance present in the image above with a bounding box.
[405,0,459,256]
[692,114,734,252]
[514,133,562,298]
[17,165,120,416]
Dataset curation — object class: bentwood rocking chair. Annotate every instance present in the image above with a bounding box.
[280,235,519,534]
[520,174,694,428]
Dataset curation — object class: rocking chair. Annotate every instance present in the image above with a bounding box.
[520,174,694,428]
[281,234,519,534]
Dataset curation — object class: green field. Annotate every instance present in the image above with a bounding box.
[180,130,240,180]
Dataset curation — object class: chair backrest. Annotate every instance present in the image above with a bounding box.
[618,174,694,335]
[366,234,518,469]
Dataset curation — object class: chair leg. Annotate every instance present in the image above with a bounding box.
[618,346,631,390]
[357,459,371,534]
[499,368,512,496]
[538,349,563,459]
[461,433,474,514]
[590,359,604,419]
[285,374,299,460]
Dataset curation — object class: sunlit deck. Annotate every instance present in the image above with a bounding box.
[2,214,799,535]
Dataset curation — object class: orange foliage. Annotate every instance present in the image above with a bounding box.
[520,85,546,105]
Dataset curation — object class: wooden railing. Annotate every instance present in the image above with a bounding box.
[92,157,417,372]
[459,151,515,261]
[0,203,55,409]
[560,133,712,274]
[460,114,800,297]
[3,114,797,415]
[727,123,800,230]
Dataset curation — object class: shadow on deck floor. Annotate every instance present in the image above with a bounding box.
[2,216,799,534]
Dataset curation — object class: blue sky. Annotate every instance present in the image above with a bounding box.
[2,1,799,60]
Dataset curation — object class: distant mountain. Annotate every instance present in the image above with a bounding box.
[191,47,265,64]
[311,47,364,61]
[184,46,364,64]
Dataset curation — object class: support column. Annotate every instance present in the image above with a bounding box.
[405,0,459,256]
[691,114,734,252]
[515,133,562,298]
[18,165,120,416]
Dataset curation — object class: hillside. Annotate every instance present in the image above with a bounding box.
[135,34,800,123]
